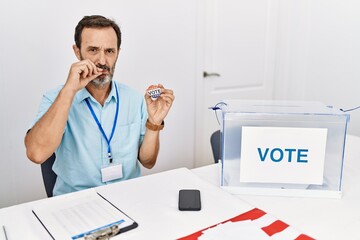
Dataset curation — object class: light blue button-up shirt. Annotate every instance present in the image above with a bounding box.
[32,81,147,195]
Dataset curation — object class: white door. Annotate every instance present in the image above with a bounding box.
[195,0,279,167]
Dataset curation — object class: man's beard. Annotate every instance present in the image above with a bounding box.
[92,73,112,88]
[79,55,116,88]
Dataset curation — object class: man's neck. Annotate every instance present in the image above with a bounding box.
[86,81,112,106]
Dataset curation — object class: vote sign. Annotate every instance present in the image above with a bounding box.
[239,126,327,185]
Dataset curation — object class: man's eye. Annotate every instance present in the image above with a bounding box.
[106,49,115,54]
[89,48,98,53]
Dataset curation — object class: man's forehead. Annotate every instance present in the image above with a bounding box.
[81,27,117,48]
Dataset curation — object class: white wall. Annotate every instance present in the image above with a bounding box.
[274,0,360,134]
[0,0,198,208]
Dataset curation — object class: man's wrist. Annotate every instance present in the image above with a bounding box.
[61,85,78,98]
[58,86,77,104]
[146,119,164,131]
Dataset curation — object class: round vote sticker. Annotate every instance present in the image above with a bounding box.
[147,86,161,100]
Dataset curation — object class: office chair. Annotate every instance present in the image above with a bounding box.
[210,130,222,164]
[40,153,57,197]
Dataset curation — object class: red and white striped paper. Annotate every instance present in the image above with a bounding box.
[178,208,314,240]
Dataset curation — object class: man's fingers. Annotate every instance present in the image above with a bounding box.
[81,65,90,78]
[78,61,104,79]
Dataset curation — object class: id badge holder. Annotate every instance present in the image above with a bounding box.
[101,161,123,183]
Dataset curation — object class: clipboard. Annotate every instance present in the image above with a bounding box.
[32,190,138,239]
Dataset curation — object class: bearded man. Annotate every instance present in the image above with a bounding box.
[25,15,175,196]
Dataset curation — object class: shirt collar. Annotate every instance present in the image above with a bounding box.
[76,81,117,104]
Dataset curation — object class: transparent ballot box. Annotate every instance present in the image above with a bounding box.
[219,100,350,198]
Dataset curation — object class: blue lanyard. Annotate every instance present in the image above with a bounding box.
[85,83,119,163]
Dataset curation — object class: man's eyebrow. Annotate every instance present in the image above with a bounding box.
[86,46,115,51]
[86,46,100,49]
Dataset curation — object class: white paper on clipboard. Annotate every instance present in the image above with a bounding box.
[32,189,137,239]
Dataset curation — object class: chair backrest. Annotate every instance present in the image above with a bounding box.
[210,130,222,164]
[40,153,57,197]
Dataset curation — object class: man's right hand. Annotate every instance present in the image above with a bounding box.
[65,59,104,93]
[25,60,104,164]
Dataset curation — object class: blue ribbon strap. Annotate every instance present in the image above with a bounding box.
[85,83,120,164]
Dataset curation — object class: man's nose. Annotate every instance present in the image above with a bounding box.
[97,50,106,65]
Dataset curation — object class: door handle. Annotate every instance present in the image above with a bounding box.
[203,71,221,78]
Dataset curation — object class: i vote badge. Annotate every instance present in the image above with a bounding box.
[147,85,161,100]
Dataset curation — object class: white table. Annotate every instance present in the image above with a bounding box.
[1,135,359,240]
[193,134,360,240]
[0,167,257,240]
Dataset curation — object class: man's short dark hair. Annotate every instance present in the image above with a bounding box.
[74,15,122,50]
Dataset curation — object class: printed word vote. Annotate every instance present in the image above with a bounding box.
[257,148,309,163]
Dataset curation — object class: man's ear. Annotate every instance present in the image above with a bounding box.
[73,44,81,60]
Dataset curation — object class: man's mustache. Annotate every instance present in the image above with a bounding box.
[96,64,111,71]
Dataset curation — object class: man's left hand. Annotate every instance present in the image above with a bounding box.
[145,84,175,125]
